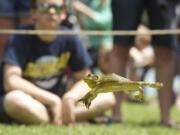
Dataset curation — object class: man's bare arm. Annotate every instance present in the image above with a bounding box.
[4,64,60,106]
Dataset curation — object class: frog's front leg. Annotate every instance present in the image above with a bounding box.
[78,87,99,109]
[133,87,144,101]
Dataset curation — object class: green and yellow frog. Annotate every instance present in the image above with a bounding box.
[79,73,163,108]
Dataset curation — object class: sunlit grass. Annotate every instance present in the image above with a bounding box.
[0,101,180,135]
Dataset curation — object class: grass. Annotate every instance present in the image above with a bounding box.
[0,101,180,135]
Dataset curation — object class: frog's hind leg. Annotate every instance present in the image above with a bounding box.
[133,87,144,101]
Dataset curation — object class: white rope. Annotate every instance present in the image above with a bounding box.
[0,29,180,36]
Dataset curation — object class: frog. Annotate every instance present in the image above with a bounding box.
[78,73,163,108]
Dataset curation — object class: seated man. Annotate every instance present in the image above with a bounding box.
[0,0,115,125]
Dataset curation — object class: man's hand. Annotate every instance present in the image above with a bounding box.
[49,98,62,125]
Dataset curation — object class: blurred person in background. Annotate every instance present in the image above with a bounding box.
[0,0,32,62]
[109,0,180,128]
[168,0,180,110]
[0,0,115,125]
[128,24,154,81]
[72,0,113,74]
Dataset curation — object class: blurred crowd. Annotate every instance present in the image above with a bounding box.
[0,0,180,128]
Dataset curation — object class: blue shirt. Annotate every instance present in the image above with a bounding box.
[1,25,92,96]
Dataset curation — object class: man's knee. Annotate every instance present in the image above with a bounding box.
[4,90,50,123]
[100,93,116,107]
[4,90,27,105]
[4,90,29,113]
[91,93,115,110]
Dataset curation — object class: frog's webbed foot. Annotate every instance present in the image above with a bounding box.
[133,88,144,101]
[79,99,91,109]
[78,92,97,109]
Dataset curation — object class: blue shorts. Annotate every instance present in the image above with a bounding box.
[0,0,30,17]
[111,0,172,46]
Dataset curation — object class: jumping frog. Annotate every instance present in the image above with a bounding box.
[78,73,163,108]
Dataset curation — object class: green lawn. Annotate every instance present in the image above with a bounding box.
[0,101,180,135]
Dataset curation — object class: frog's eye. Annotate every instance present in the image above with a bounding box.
[92,75,99,80]
[87,74,93,78]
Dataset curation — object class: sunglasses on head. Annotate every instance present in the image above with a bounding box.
[36,3,65,14]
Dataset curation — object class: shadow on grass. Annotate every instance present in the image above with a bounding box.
[121,120,162,128]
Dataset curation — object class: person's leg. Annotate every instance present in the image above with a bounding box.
[4,90,50,124]
[110,0,144,122]
[154,46,175,126]
[109,45,130,122]
[61,81,115,124]
[74,93,115,122]
[147,0,180,127]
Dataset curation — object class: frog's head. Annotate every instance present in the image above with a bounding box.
[83,74,102,88]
